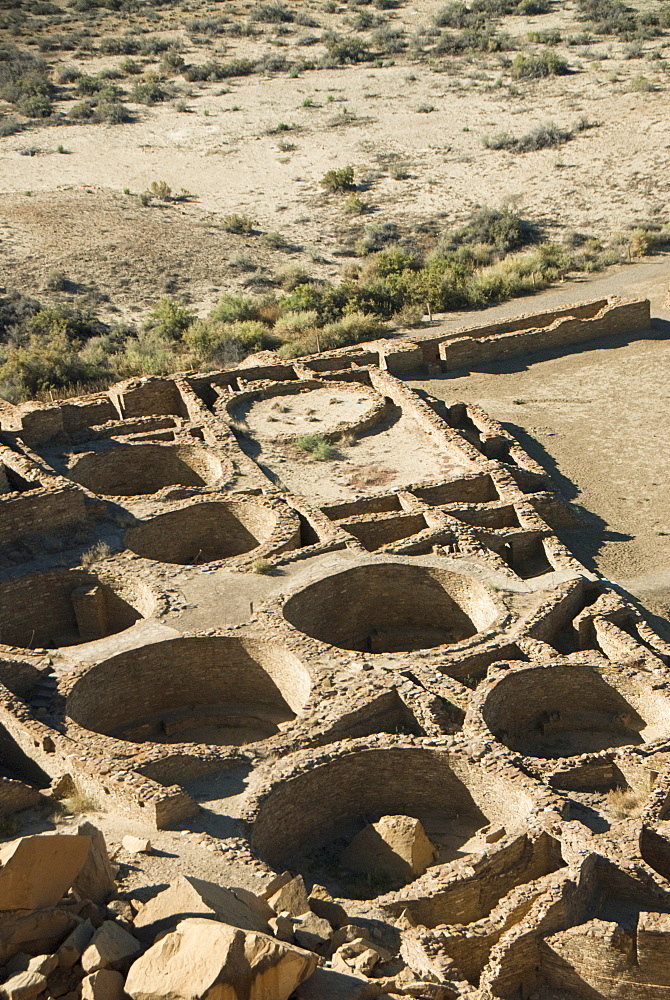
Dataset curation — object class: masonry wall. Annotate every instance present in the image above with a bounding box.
[440,299,651,371]
[0,486,86,546]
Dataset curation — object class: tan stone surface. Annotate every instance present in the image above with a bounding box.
[341,816,437,883]
[81,921,141,973]
[124,917,317,1000]
[133,875,273,939]
[0,836,90,911]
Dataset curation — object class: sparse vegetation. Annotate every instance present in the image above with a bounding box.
[320,165,356,193]
[295,433,338,460]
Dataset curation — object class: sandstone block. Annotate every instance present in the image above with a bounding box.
[0,909,77,965]
[81,921,141,973]
[81,970,125,1000]
[124,916,317,1000]
[57,919,95,968]
[121,838,151,856]
[0,836,91,911]
[267,876,310,918]
[269,912,294,943]
[294,966,384,999]
[293,911,332,952]
[341,816,437,884]
[308,885,349,929]
[133,875,273,942]
[73,825,116,905]
[0,971,47,1000]
[6,954,58,978]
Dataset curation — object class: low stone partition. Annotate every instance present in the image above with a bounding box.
[439,296,651,372]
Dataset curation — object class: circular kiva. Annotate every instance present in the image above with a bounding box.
[0,569,150,650]
[249,745,535,899]
[282,563,499,653]
[480,662,670,759]
[68,444,226,497]
[65,636,311,746]
[124,499,285,565]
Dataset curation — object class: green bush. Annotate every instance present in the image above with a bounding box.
[320,165,355,193]
[131,78,166,105]
[210,293,264,323]
[294,433,337,460]
[511,50,570,78]
[222,213,256,234]
[484,121,572,152]
[144,299,196,340]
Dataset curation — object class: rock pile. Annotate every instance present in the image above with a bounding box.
[0,831,453,1000]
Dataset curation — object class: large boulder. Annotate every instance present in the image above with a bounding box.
[0,836,90,910]
[125,917,317,1000]
[133,875,273,942]
[73,824,116,905]
[267,876,310,918]
[0,908,78,964]
[81,921,142,973]
[341,816,437,884]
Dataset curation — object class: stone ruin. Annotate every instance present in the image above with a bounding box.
[0,295,669,998]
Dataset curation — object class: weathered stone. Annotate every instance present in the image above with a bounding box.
[293,911,333,952]
[121,837,151,856]
[341,816,437,884]
[6,953,58,978]
[0,971,47,1000]
[46,969,82,1000]
[124,917,317,1000]
[81,921,141,973]
[105,901,133,925]
[267,876,310,918]
[294,966,385,999]
[0,836,91,911]
[73,824,116,905]
[0,909,77,965]
[308,885,349,929]
[269,912,294,943]
[133,875,273,942]
[81,970,125,1000]
[57,919,95,968]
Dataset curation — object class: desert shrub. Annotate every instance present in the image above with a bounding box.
[629,74,655,92]
[184,59,256,82]
[144,298,195,340]
[527,28,561,45]
[76,74,103,95]
[131,77,166,104]
[344,194,367,214]
[273,310,319,337]
[46,269,68,291]
[99,36,140,55]
[629,227,670,256]
[511,49,569,78]
[186,16,229,36]
[0,114,21,136]
[183,318,277,363]
[0,44,54,114]
[324,34,372,64]
[58,65,82,84]
[95,100,130,124]
[210,293,265,323]
[147,180,172,201]
[294,433,337,460]
[320,165,355,192]
[119,57,141,75]
[484,121,572,152]
[439,208,541,254]
[252,1,295,22]
[160,49,185,74]
[222,213,256,234]
[372,25,407,52]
